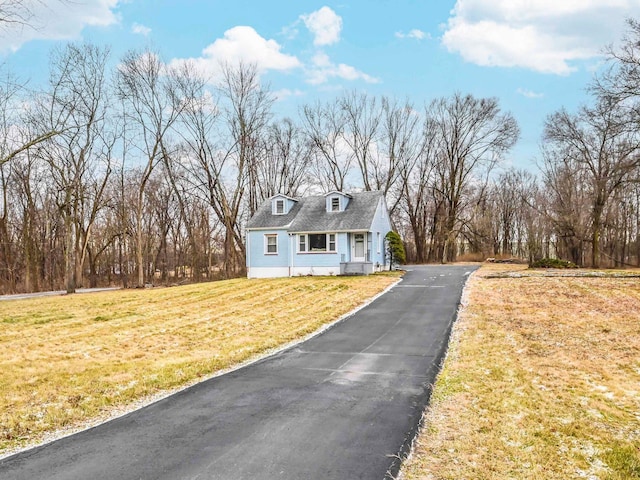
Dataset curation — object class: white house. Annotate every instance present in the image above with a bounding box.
[245,191,393,278]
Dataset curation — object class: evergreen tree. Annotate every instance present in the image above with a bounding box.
[385,231,406,269]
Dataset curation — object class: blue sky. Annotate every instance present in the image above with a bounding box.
[2,0,640,170]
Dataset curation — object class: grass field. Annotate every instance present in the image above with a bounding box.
[0,273,399,455]
[400,264,640,480]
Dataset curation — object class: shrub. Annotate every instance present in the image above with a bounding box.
[457,252,485,262]
[530,258,578,269]
[385,231,406,268]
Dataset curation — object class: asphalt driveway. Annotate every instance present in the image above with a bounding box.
[0,265,477,480]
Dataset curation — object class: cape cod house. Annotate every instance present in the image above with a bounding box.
[245,191,392,278]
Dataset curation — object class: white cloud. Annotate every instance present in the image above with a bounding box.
[442,0,640,75]
[395,29,430,40]
[296,6,378,85]
[517,88,544,99]
[132,22,151,36]
[170,26,301,81]
[301,6,342,46]
[273,88,305,101]
[279,24,299,41]
[0,0,120,53]
[306,52,379,85]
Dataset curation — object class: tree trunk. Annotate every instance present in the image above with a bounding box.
[88,248,98,288]
[592,199,604,268]
[75,245,84,289]
[442,213,458,263]
[224,223,237,278]
[64,211,76,294]
[118,236,129,288]
[136,203,145,288]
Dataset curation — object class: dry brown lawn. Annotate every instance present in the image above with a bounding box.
[401,263,640,480]
[0,273,399,455]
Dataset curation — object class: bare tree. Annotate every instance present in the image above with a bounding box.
[593,19,640,109]
[0,0,50,27]
[602,179,640,267]
[398,115,438,263]
[171,63,228,277]
[340,91,381,191]
[518,171,551,263]
[217,62,272,273]
[0,0,34,26]
[0,155,17,290]
[176,61,272,277]
[0,69,60,168]
[188,62,271,220]
[116,48,183,287]
[300,99,351,192]
[543,97,640,267]
[429,93,519,262]
[256,118,312,199]
[494,169,526,256]
[380,96,422,214]
[539,148,591,265]
[37,43,112,293]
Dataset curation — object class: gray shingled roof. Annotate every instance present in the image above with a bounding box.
[246,191,384,232]
[245,199,302,229]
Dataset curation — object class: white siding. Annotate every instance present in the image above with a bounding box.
[247,267,291,278]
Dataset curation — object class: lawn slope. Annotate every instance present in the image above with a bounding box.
[0,274,398,455]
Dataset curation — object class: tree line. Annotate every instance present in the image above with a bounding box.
[1,22,640,293]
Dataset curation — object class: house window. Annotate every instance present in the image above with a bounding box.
[265,234,277,254]
[377,232,381,254]
[309,234,326,251]
[275,199,285,214]
[331,197,340,212]
[298,233,337,253]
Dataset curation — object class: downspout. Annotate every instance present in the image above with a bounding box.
[289,233,294,277]
[246,231,250,277]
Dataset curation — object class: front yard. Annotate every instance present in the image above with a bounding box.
[0,273,399,456]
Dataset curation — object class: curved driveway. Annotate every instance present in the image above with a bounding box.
[0,265,476,480]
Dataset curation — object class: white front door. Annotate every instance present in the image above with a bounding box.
[352,233,366,262]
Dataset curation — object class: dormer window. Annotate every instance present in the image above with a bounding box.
[272,194,297,215]
[324,191,351,213]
